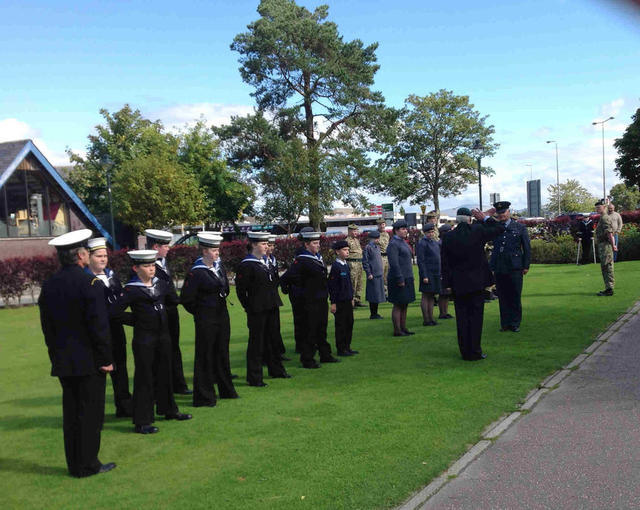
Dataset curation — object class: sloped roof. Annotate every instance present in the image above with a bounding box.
[0,139,112,245]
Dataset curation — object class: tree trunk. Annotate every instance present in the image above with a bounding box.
[303,72,322,231]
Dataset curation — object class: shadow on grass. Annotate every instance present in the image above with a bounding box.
[0,415,61,431]
[0,396,59,407]
[526,292,596,297]
[0,457,68,476]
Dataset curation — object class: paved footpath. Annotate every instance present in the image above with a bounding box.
[400,301,640,510]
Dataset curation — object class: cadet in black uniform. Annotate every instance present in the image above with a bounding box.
[39,229,116,477]
[489,201,531,333]
[281,231,339,368]
[265,235,289,360]
[115,250,192,434]
[328,240,356,356]
[181,233,238,406]
[280,227,315,354]
[577,215,594,265]
[86,237,133,418]
[145,229,191,395]
[236,232,291,386]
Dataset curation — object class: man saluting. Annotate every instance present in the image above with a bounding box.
[39,229,116,477]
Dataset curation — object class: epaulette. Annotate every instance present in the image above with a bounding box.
[91,277,100,286]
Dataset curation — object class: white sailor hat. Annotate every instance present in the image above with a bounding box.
[247,231,270,241]
[267,235,276,243]
[144,229,173,245]
[87,237,108,252]
[300,231,321,241]
[201,230,222,236]
[197,233,223,247]
[127,249,158,263]
[48,229,92,249]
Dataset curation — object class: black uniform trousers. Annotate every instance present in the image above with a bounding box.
[109,320,132,415]
[289,295,306,354]
[581,239,593,264]
[454,291,486,360]
[59,373,106,477]
[334,300,354,353]
[301,299,332,365]
[132,332,178,425]
[246,309,287,385]
[495,271,523,329]
[193,316,237,405]
[167,305,188,392]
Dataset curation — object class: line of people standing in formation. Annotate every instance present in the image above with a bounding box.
[40,199,536,478]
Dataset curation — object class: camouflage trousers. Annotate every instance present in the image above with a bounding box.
[597,242,615,290]
[382,256,389,295]
[348,261,364,304]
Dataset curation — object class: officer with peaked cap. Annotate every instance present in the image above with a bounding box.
[38,229,116,477]
[85,237,133,418]
[346,224,365,307]
[489,201,531,332]
[114,250,192,434]
[145,229,191,395]
[236,231,291,386]
[281,230,340,368]
[181,233,238,406]
[442,207,504,360]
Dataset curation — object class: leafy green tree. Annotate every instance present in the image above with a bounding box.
[178,120,255,227]
[614,108,640,187]
[544,179,597,215]
[609,182,640,212]
[67,105,178,216]
[371,91,497,213]
[228,0,394,228]
[112,154,206,234]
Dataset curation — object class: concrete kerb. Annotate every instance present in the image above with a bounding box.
[396,302,640,510]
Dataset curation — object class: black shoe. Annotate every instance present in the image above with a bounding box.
[403,330,415,335]
[355,302,367,308]
[193,402,216,407]
[597,289,614,296]
[500,327,509,332]
[423,321,437,326]
[174,388,193,395]
[135,424,159,434]
[337,350,353,356]
[280,355,291,361]
[249,382,268,387]
[231,374,239,379]
[349,349,359,354]
[480,353,487,359]
[320,356,340,363]
[439,314,454,319]
[393,331,409,337]
[511,326,520,332]
[303,361,321,369]
[272,373,292,379]
[98,462,116,474]
[165,412,192,421]
[369,314,383,320]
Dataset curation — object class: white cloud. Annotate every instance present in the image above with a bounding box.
[152,102,255,131]
[0,118,71,167]
[598,98,625,119]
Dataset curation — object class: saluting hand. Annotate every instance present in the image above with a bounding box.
[100,364,114,373]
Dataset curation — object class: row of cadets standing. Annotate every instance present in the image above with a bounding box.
[114,249,192,434]
[236,231,291,386]
[180,233,238,405]
[39,229,116,477]
[85,237,133,418]
[145,229,191,395]
[281,231,340,368]
[328,240,357,356]
[362,230,385,320]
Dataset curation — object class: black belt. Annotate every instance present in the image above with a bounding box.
[381,252,387,256]
[346,258,362,262]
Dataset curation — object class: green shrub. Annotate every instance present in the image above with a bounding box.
[530,234,577,264]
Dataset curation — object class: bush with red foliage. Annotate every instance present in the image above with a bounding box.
[23,255,60,301]
[0,258,30,306]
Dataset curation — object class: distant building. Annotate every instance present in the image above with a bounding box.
[0,139,111,259]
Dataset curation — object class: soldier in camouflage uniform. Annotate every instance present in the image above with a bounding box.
[425,212,439,240]
[346,224,365,307]
[377,218,390,295]
[595,200,617,296]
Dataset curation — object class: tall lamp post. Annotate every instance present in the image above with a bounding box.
[473,139,483,210]
[546,140,560,216]
[100,155,117,249]
[592,116,614,200]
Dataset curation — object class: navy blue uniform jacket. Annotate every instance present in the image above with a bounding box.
[490,220,531,273]
[328,260,353,304]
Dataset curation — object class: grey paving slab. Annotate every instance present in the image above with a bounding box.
[419,306,640,510]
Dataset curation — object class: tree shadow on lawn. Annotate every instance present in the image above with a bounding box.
[0,457,68,477]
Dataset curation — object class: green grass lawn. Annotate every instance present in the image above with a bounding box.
[1,262,639,509]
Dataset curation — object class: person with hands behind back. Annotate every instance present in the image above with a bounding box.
[328,240,357,357]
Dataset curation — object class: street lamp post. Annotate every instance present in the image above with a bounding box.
[101,155,117,249]
[473,139,483,210]
[546,141,560,216]
[592,116,614,200]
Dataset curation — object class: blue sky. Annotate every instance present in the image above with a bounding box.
[1,0,639,213]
